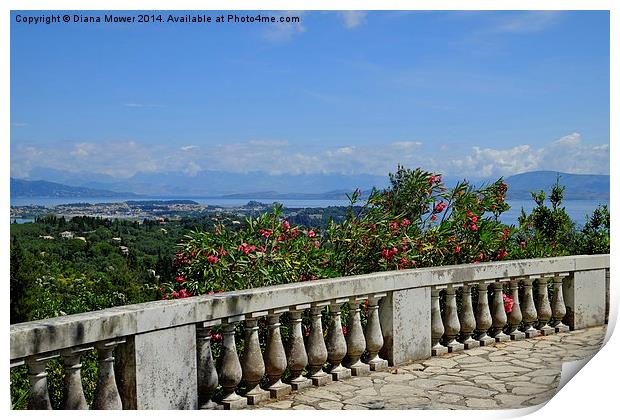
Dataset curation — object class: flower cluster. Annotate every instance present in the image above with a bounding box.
[502,292,514,314]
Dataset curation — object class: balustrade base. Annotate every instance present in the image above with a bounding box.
[268,383,292,399]
[555,324,570,334]
[447,341,464,353]
[369,359,389,372]
[539,325,555,336]
[290,378,312,391]
[462,338,480,349]
[494,332,510,343]
[330,368,352,381]
[246,388,270,405]
[200,400,219,410]
[221,394,247,410]
[350,363,371,376]
[525,329,540,338]
[432,345,448,356]
[510,330,526,341]
[478,336,496,347]
[310,372,333,387]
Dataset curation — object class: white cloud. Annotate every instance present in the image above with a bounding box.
[492,11,561,34]
[340,11,367,29]
[10,133,608,180]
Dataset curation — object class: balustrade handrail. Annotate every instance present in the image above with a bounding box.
[10,254,609,361]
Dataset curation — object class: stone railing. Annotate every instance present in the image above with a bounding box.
[10,255,610,409]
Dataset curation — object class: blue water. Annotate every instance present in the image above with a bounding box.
[10,197,608,226]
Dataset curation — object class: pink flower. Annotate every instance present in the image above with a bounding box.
[454,245,461,254]
[434,202,447,213]
[207,255,219,264]
[466,211,474,218]
[519,241,526,248]
[503,293,514,313]
[389,221,399,232]
[282,220,290,231]
[401,218,411,227]
[470,224,478,231]
[258,245,265,252]
[314,240,320,249]
[249,245,256,252]
[431,214,437,222]
[172,291,179,299]
[342,326,348,336]
[471,216,478,223]
[175,276,186,283]
[260,229,272,238]
[428,175,436,185]
[307,230,316,238]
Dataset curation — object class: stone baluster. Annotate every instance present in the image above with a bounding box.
[551,273,570,333]
[475,282,495,346]
[535,276,555,335]
[521,277,539,338]
[306,303,332,386]
[346,297,371,375]
[217,317,246,409]
[507,278,525,340]
[61,346,92,409]
[93,340,124,410]
[26,354,56,410]
[443,285,464,352]
[196,325,219,409]
[364,294,388,371]
[326,299,351,380]
[264,311,292,399]
[458,284,479,349]
[431,288,448,355]
[490,281,510,342]
[287,307,312,391]
[241,316,269,404]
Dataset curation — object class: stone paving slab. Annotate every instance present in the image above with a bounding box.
[252,326,605,410]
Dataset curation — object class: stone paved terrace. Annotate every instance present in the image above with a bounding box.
[252,326,606,410]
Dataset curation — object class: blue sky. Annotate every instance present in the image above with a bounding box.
[10,10,610,180]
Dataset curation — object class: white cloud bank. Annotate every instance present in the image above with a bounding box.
[11,133,608,180]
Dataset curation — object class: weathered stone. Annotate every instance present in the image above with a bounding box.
[292,404,316,410]
[318,400,344,409]
[465,397,498,408]
[436,384,496,398]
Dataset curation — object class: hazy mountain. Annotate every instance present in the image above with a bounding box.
[10,178,140,198]
[16,168,609,200]
[503,171,609,200]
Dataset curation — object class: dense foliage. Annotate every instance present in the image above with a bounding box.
[164,166,609,298]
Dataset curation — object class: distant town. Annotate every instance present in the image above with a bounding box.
[10,200,353,226]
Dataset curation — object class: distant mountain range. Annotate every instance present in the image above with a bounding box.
[10,170,609,201]
[10,178,140,198]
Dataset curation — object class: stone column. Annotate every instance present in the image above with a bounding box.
[61,347,91,409]
[326,300,351,380]
[218,319,246,409]
[365,294,388,371]
[26,354,55,410]
[551,274,569,333]
[474,282,495,346]
[443,285,464,352]
[241,317,269,405]
[346,298,370,375]
[564,269,606,329]
[507,278,525,340]
[196,327,219,409]
[490,281,510,342]
[264,312,292,399]
[93,340,123,410]
[287,308,311,391]
[458,284,479,349]
[431,288,448,355]
[306,303,332,386]
[521,277,539,338]
[535,276,555,336]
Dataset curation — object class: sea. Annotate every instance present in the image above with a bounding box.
[10,197,609,227]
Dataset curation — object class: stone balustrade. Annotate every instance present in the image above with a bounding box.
[10,255,610,410]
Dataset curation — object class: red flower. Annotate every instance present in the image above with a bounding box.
[342,326,348,336]
[307,230,316,238]
[454,245,461,254]
[470,224,478,231]
[431,214,437,222]
[282,220,290,231]
[172,291,179,299]
[389,221,399,232]
[497,249,508,260]
[258,246,266,252]
[471,216,478,223]
[466,211,474,218]
[249,245,256,252]
[401,218,411,227]
[175,276,186,283]
[207,255,219,264]
[434,202,447,213]
[260,229,272,238]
